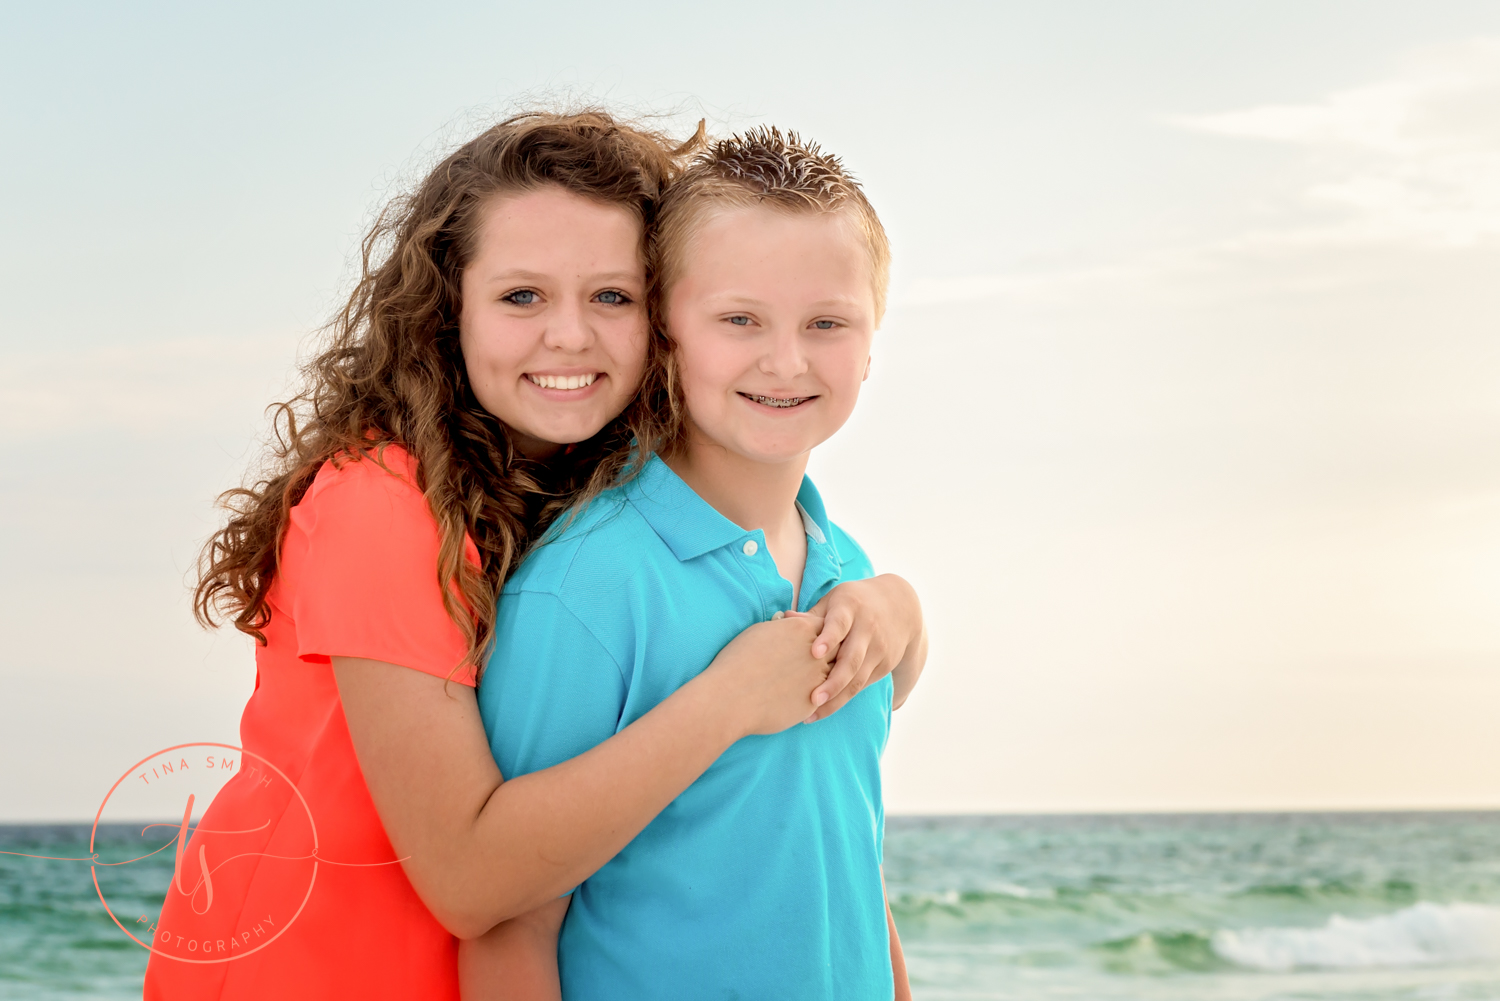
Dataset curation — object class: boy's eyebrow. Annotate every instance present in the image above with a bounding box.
[704,293,867,310]
[703,293,769,306]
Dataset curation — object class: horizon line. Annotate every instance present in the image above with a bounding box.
[6,804,1500,828]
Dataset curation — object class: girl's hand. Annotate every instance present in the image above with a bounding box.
[798,574,927,722]
[700,615,834,738]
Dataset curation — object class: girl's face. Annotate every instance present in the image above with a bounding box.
[666,206,876,466]
[459,185,649,458]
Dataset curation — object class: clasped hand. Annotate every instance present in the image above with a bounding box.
[708,574,927,737]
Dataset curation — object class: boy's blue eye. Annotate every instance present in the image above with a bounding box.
[503,289,539,306]
[595,290,631,305]
[812,320,836,330]
[728,316,751,326]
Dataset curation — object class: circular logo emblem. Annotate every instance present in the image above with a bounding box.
[92,743,318,963]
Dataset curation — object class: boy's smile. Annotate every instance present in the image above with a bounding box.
[741,392,814,409]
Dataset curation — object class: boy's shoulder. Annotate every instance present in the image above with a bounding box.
[503,481,664,599]
[827,520,875,582]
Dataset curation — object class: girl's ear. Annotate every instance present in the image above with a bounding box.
[863,356,872,382]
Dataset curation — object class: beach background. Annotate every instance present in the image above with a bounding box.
[4,1,1500,996]
[8,813,1500,998]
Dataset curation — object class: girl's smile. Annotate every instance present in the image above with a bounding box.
[525,369,603,393]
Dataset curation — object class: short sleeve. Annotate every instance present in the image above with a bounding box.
[476,590,628,782]
[282,451,479,685]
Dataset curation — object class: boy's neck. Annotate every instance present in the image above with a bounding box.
[665,437,808,533]
[664,434,810,606]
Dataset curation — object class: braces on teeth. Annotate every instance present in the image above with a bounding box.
[746,394,809,408]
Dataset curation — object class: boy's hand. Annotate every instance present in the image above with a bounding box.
[797,574,926,722]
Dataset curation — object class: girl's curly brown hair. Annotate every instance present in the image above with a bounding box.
[195,110,688,673]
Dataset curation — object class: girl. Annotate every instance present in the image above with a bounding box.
[144,111,927,1000]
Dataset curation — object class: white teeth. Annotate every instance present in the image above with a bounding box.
[528,373,597,390]
[745,393,810,408]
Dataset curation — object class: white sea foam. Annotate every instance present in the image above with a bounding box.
[1213,902,1500,971]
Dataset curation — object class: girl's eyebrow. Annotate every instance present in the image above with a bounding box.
[481,269,643,285]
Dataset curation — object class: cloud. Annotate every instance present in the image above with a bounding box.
[1166,37,1500,247]
[892,39,1500,308]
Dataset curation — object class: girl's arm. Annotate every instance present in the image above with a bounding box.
[334,575,928,941]
[334,615,832,939]
[457,895,570,1001]
[807,573,928,720]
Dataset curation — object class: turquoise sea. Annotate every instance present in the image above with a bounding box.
[5,813,1500,999]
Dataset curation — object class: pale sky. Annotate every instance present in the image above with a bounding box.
[3,1,1500,820]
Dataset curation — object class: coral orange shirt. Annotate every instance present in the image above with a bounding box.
[144,446,478,1000]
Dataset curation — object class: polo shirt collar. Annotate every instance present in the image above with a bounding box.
[794,477,843,604]
[793,479,831,547]
[626,456,839,569]
[624,457,742,561]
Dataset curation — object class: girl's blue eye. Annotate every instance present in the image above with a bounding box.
[595,290,631,306]
[728,316,751,326]
[812,320,836,330]
[503,289,539,306]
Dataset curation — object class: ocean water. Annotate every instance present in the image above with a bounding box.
[4,813,1500,999]
[885,813,1500,1000]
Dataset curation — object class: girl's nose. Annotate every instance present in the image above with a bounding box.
[542,300,594,353]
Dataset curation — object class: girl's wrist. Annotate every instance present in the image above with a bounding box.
[677,667,757,745]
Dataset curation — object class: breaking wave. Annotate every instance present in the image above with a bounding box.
[1213,902,1500,971]
[893,889,1500,974]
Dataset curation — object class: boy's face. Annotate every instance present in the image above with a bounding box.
[666,205,877,467]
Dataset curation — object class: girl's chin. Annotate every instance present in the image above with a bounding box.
[508,401,631,452]
[507,421,613,457]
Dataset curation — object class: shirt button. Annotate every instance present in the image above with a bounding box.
[771,610,785,620]
[742,540,759,556]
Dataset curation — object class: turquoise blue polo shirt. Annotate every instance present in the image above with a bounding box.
[477,455,892,1001]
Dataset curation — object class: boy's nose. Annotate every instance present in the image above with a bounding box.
[760,327,808,378]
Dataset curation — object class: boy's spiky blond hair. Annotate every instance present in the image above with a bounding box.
[651,125,891,322]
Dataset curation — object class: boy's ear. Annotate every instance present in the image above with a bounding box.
[863,356,871,382]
